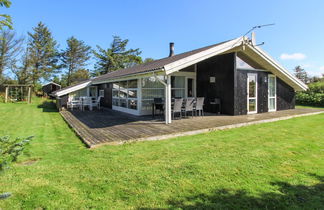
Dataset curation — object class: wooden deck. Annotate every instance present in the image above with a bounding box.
[60,108,324,148]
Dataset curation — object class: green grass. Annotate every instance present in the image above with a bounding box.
[0,98,323,209]
[296,104,324,109]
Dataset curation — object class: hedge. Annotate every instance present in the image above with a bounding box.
[296,81,324,107]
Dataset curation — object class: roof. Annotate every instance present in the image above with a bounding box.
[42,82,61,87]
[92,40,230,83]
[52,36,307,97]
[51,80,91,97]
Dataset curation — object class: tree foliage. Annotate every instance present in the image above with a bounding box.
[27,22,59,85]
[93,36,142,75]
[11,49,32,84]
[0,0,12,30]
[60,36,91,86]
[0,135,33,172]
[293,65,308,84]
[0,29,24,78]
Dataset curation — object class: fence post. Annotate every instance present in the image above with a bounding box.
[5,86,8,103]
[28,87,31,104]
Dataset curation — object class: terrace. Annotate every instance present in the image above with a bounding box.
[60,107,324,148]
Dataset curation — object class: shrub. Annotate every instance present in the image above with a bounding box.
[0,136,33,172]
[296,81,324,107]
[0,135,33,200]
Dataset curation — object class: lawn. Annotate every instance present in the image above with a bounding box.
[0,98,323,209]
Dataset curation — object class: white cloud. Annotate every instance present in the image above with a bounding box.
[280,53,306,60]
[320,66,324,71]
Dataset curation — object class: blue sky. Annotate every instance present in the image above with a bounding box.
[5,0,324,77]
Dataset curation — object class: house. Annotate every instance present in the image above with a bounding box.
[51,35,307,124]
[42,82,61,97]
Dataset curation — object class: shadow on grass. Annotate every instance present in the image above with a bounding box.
[37,101,58,112]
[140,174,324,209]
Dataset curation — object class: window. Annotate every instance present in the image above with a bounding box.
[112,79,138,110]
[99,89,104,97]
[171,76,185,98]
[236,56,255,70]
[268,75,276,111]
[89,86,97,98]
[141,76,165,111]
[69,88,87,101]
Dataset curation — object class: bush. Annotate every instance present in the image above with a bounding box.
[0,136,33,172]
[296,81,324,107]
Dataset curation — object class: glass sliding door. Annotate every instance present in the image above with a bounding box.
[268,75,276,111]
[247,73,257,114]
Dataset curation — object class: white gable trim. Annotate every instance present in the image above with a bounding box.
[246,44,307,91]
[53,81,92,97]
[164,37,244,75]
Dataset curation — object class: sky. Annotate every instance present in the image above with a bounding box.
[4,0,324,77]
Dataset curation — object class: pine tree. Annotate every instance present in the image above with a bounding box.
[0,30,24,78]
[0,0,12,30]
[11,49,32,84]
[293,66,308,84]
[27,22,59,86]
[60,36,91,86]
[93,36,142,75]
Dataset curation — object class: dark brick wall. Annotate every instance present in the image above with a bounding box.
[277,78,295,110]
[235,70,270,115]
[196,53,235,115]
[97,83,112,108]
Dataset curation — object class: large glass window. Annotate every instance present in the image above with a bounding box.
[112,79,138,110]
[171,76,185,98]
[268,75,276,111]
[141,77,165,111]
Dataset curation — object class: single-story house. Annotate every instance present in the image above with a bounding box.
[42,82,61,96]
[51,35,307,124]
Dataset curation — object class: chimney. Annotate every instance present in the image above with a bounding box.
[251,32,256,45]
[169,42,174,57]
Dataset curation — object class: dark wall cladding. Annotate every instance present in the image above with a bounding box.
[277,78,295,110]
[196,53,235,115]
[97,83,112,108]
[235,70,270,115]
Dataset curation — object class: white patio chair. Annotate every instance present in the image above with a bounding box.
[182,98,195,117]
[172,98,183,119]
[67,100,81,110]
[194,97,205,116]
[92,96,102,110]
[81,97,92,111]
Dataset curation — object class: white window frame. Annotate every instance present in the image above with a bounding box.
[112,79,139,114]
[247,73,258,114]
[99,89,104,97]
[268,74,277,112]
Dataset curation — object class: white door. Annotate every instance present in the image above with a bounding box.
[268,75,276,111]
[247,74,258,114]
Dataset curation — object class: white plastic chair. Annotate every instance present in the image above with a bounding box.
[81,97,92,111]
[172,98,183,119]
[67,100,81,110]
[183,98,195,117]
[92,96,102,110]
[194,97,205,116]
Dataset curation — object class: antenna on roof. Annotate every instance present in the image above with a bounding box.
[232,23,275,47]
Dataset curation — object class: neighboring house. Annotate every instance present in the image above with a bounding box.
[42,82,61,96]
[51,36,307,124]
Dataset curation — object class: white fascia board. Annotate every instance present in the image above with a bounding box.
[248,45,308,91]
[164,37,244,75]
[54,81,92,97]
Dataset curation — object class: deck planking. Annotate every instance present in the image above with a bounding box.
[60,108,324,148]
